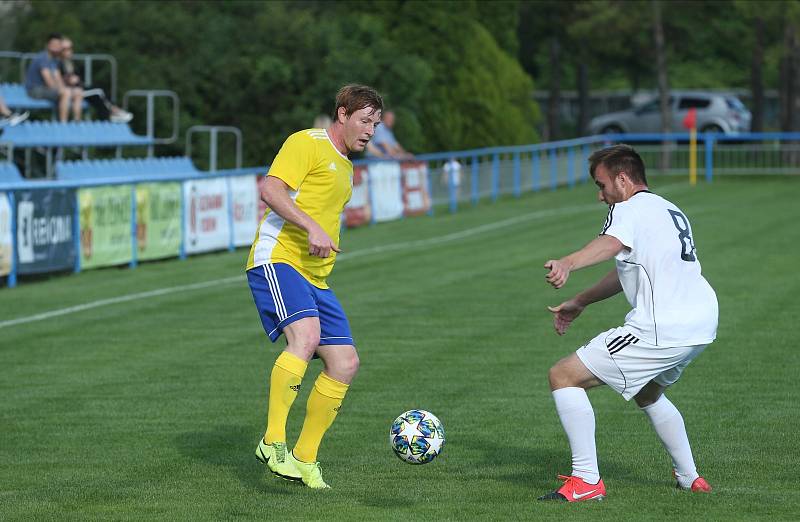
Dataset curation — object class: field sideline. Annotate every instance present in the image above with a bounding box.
[1,176,798,521]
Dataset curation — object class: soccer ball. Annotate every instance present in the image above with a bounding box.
[389,409,445,464]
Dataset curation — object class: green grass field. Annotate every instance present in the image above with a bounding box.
[2,176,798,521]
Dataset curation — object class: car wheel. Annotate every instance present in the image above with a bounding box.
[601,125,624,135]
[701,124,723,134]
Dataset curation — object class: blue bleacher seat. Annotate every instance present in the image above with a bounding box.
[0,161,23,182]
[56,156,200,180]
[0,120,154,147]
[0,83,52,110]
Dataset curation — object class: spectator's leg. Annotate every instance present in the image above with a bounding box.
[85,93,110,120]
[0,97,11,117]
[72,87,83,121]
[58,88,70,122]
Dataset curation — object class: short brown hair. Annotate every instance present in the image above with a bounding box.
[588,144,648,185]
[332,84,383,122]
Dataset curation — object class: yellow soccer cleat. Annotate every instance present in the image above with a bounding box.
[288,451,331,489]
[255,439,302,482]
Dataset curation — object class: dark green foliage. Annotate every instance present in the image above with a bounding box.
[7,0,540,163]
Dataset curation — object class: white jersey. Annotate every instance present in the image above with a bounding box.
[601,190,718,347]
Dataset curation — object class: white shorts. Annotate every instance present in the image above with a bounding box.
[576,327,707,401]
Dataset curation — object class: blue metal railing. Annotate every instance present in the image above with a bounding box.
[1,132,798,288]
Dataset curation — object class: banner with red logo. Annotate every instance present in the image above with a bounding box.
[230,175,259,247]
[183,178,229,254]
[401,161,431,216]
[344,165,371,228]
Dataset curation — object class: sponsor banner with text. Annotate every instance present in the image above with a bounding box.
[79,185,132,269]
[230,175,259,247]
[136,182,182,261]
[344,165,371,228]
[15,188,76,274]
[183,178,230,254]
[401,161,431,216]
[0,192,11,276]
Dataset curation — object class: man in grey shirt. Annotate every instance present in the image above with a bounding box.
[25,33,83,122]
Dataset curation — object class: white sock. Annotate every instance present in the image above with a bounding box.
[641,395,699,489]
[552,387,600,484]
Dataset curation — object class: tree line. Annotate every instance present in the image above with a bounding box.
[3,1,799,167]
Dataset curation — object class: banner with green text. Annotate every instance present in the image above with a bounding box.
[136,183,181,261]
[79,185,132,269]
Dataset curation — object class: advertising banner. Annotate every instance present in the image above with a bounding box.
[136,182,181,261]
[368,161,404,222]
[401,161,431,216]
[79,185,132,269]
[344,165,371,228]
[183,178,230,254]
[230,175,259,247]
[15,188,76,274]
[0,193,11,276]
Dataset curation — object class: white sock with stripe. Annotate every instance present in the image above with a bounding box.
[640,395,699,489]
[552,387,600,484]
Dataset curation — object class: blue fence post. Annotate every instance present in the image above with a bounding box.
[532,151,540,192]
[8,191,17,288]
[130,184,138,268]
[471,156,479,206]
[448,161,457,214]
[567,146,575,188]
[581,144,590,182]
[491,153,499,201]
[74,190,81,273]
[512,152,521,197]
[705,134,714,182]
[549,148,558,190]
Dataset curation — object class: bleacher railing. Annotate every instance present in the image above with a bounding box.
[1,132,798,288]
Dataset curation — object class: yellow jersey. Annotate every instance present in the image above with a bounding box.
[246,128,353,288]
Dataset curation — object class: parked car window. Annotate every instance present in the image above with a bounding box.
[678,97,711,109]
[725,97,747,111]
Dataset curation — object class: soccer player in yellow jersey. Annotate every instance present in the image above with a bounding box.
[247,85,383,489]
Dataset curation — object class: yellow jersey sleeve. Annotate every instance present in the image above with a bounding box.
[268,132,315,190]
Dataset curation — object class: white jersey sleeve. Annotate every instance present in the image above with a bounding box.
[599,191,718,347]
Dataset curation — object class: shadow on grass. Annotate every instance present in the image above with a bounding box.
[462,435,659,490]
[173,424,297,495]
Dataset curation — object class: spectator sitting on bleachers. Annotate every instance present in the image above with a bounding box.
[24,32,83,122]
[60,37,132,123]
[0,94,29,127]
[365,110,413,159]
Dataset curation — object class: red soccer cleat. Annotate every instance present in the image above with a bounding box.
[538,474,606,502]
[673,470,712,493]
[689,477,712,493]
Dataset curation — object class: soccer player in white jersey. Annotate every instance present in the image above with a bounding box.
[539,144,718,502]
[247,85,383,489]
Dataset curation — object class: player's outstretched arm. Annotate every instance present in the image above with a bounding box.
[547,269,622,335]
[261,175,341,258]
[544,235,624,289]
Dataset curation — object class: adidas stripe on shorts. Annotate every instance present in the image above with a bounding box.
[247,262,354,346]
[576,326,706,400]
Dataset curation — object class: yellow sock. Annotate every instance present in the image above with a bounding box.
[264,351,308,444]
[293,372,349,463]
